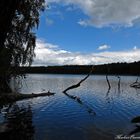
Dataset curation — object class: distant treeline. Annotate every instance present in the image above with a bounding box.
[14,61,140,75]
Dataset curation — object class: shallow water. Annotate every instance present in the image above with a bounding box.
[1,74,140,140]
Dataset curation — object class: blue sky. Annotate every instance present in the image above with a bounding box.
[33,0,140,66]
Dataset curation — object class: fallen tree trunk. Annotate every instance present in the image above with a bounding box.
[0,92,55,105]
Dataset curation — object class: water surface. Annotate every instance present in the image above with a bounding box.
[1,74,140,140]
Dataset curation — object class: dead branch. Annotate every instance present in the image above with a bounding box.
[130,77,140,88]
[62,66,96,115]
[105,65,111,90]
[116,76,121,92]
[135,77,139,83]
[106,75,111,90]
[63,66,94,93]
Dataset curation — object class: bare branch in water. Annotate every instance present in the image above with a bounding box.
[130,77,140,88]
[106,75,111,90]
[116,76,121,93]
[63,66,94,93]
[63,66,96,115]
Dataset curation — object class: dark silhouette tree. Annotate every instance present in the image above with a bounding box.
[0,0,45,93]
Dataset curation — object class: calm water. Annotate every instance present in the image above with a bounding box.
[1,74,140,140]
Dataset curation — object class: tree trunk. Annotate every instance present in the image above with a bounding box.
[0,76,12,93]
[0,0,18,94]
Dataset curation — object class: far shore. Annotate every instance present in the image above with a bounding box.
[7,61,139,76]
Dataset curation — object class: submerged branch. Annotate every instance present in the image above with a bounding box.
[63,66,94,93]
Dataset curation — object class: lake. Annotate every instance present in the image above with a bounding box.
[0,74,140,140]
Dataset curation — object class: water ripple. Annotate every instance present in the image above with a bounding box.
[0,74,140,140]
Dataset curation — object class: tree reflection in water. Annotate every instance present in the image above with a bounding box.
[0,104,34,140]
[63,92,96,116]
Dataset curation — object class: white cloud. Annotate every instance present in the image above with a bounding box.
[46,0,140,28]
[97,45,110,51]
[33,39,140,66]
[133,46,138,51]
[78,19,89,27]
[46,17,54,26]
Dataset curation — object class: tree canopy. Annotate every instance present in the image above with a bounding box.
[0,0,45,67]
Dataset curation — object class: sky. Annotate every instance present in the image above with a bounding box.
[33,0,140,66]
